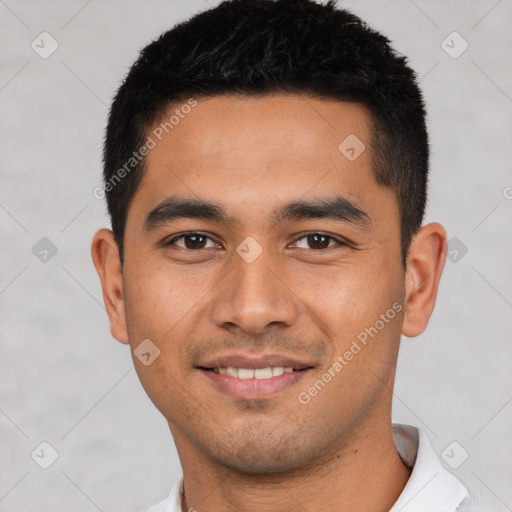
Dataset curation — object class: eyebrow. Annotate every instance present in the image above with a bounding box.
[142,195,371,232]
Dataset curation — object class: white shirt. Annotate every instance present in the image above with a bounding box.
[142,423,483,512]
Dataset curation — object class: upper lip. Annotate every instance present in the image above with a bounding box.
[197,353,314,370]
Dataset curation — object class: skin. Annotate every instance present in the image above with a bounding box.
[91,94,447,512]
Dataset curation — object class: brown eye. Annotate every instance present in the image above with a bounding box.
[166,233,216,250]
[307,234,331,249]
[292,233,341,250]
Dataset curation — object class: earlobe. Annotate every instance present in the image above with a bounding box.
[90,228,129,344]
[402,223,447,338]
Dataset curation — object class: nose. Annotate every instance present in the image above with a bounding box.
[209,245,299,335]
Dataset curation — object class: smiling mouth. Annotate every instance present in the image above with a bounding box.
[197,364,313,399]
[199,366,310,379]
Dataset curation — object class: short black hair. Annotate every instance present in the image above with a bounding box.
[103,0,429,267]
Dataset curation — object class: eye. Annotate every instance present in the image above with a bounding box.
[291,233,344,250]
[163,231,346,251]
[165,232,218,250]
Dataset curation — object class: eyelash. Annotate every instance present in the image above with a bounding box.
[164,231,347,251]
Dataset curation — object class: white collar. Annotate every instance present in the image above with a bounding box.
[389,423,469,511]
[144,423,470,512]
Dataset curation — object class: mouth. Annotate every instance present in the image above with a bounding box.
[197,365,313,399]
[199,366,308,379]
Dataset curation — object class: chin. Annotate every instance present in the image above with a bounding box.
[206,428,329,476]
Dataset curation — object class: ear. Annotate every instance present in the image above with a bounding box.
[91,228,129,344]
[402,222,447,338]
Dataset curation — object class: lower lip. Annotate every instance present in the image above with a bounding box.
[198,368,311,399]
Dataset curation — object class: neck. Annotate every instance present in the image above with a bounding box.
[174,419,411,512]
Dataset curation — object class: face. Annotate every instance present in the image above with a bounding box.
[92,94,445,475]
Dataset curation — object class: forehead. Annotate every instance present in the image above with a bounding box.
[149,94,372,169]
[127,94,394,230]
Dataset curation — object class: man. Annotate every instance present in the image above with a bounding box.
[91,0,482,510]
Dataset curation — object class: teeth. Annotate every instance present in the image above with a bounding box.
[226,367,238,377]
[256,367,273,379]
[238,368,254,379]
[272,367,284,377]
[212,366,295,379]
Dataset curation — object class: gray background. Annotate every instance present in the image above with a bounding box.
[1,0,511,511]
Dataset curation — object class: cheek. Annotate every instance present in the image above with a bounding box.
[123,261,200,416]
[132,359,202,425]
[124,260,201,342]
[291,257,403,341]
[297,262,404,410]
